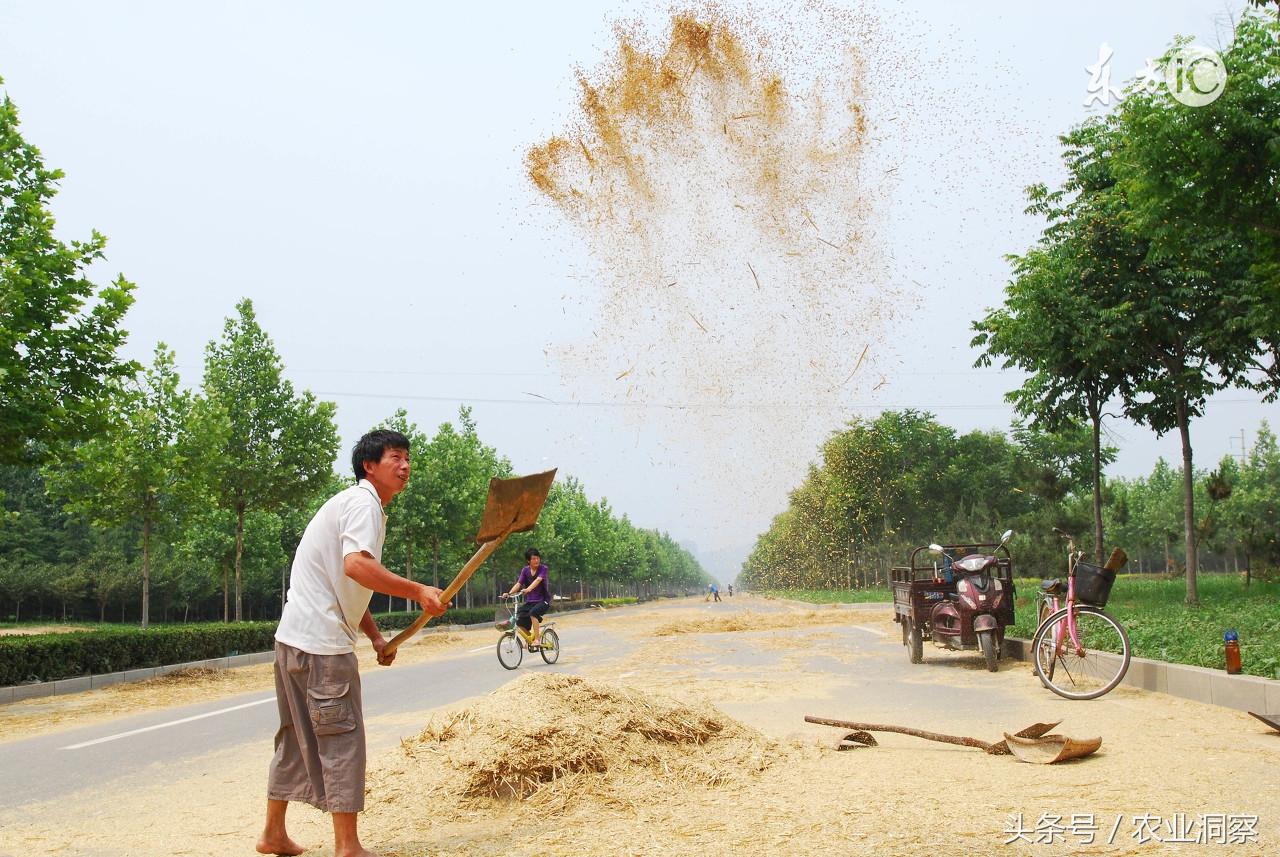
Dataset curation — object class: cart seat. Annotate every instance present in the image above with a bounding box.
[1040,578,1062,594]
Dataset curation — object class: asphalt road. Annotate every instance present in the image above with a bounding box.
[0,597,1048,811]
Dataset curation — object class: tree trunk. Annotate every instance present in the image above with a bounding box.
[1176,401,1199,607]
[223,562,230,623]
[405,543,413,613]
[432,538,440,589]
[141,516,151,629]
[235,503,246,622]
[1090,404,1105,565]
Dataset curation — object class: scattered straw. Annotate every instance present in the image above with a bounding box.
[649,607,853,636]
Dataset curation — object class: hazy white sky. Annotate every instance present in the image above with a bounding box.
[1,1,1273,576]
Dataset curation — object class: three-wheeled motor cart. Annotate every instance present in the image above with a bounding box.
[892,536,1016,671]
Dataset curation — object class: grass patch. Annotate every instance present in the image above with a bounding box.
[760,588,892,604]
[1009,573,1280,679]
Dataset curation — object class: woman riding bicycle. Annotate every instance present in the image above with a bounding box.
[505,548,550,649]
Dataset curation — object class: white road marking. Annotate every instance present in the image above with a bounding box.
[467,645,492,653]
[850,625,888,637]
[60,697,275,750]
[618,671,635,679]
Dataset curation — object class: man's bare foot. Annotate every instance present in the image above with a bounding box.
[256,833,305,856]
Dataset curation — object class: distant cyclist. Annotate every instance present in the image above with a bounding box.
[504,548,550,649]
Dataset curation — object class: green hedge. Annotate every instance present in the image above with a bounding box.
[1,601,607,686]
[0,623,278,686]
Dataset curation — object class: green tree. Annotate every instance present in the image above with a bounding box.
[1105,17,1280,604]
[1112,13,1280,390]
[44,345,189,627]
[198,299,339,621]
[0,556,45,621]
[0,77,136,467]
[1223,423,1280,582]
[973,114,1139,564]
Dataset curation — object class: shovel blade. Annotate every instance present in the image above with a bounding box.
[1104,548,1129,572]
[1002,732,1102,764]
[986,721,1063,755]
[473,470,557,543]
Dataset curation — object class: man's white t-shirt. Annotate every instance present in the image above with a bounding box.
[276,479,386,655]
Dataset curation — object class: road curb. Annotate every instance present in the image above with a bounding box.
[0,603,612,706]
[1003,636,1280,713]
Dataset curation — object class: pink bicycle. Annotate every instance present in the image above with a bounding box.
[1032,529,1131,700]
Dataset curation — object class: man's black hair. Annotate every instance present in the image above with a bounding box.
[351,429,410,482]
[524,547,541,561]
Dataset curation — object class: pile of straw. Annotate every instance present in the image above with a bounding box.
[371,673,772,814]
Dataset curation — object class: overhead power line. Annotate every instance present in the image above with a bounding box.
[311,389,1270,412]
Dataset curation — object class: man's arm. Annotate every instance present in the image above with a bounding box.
[359,608,396,666]
[344,552,447,615]
[359,608,381,642]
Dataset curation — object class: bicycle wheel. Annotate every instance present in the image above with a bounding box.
[1031,605,1130,700]
[496,631,523,670]
[1034,599,1057,687]
[539,628,560,664]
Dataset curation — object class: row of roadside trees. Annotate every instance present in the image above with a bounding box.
[0,74,706,626]
[0,302,707,625]
[741,410,1279,590]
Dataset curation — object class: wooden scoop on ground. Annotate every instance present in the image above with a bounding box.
[805,716,1101,762]
[380,469,557,659]
[1002,731,1103,764]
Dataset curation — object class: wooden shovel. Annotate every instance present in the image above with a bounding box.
[804,716,1063,755]
[380,469,557,659]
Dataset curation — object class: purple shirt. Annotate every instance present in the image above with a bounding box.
[517,564,550,603]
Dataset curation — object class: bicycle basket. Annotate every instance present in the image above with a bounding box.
[1073,561,1116,607]
[494,606,513,629]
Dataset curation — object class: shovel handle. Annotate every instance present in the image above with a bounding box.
[804,716,993,751]
[379,527,515,659]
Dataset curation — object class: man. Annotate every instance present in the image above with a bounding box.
[257,429,447,857]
